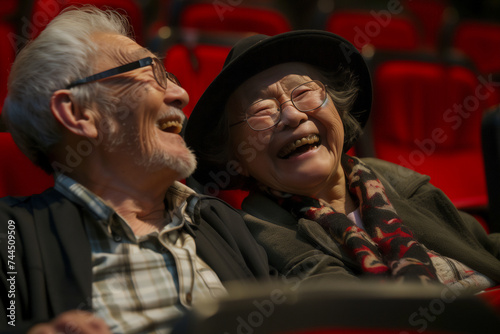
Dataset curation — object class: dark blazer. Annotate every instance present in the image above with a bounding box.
[0,188,270,331]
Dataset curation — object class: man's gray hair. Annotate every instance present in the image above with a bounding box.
[2,6,132,173]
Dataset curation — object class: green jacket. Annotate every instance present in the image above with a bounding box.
[241,158,500,285]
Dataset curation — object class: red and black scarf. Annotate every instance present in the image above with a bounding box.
[268,155,439,283]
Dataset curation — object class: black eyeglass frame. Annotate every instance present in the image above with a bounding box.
[229,80,328,131]
[66,57,179,89]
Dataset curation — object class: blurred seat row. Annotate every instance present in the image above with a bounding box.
[172,281,500,334]
[1,0,500,232]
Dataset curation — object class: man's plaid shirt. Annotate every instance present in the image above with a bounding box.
[55,174,226,333]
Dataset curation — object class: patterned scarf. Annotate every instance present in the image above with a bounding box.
[268,155,439,283]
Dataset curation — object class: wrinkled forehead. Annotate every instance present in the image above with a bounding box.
[92,33,153,70]
[229,62,323,106]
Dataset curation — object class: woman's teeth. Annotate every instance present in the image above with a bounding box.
[278,134,320,158]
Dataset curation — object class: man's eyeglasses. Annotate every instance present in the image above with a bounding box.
[66,57,180,89]
[229,80,328,131]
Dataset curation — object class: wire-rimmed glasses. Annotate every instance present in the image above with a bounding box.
[229,80,327,131]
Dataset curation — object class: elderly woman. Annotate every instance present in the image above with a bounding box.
[185,30,500,291]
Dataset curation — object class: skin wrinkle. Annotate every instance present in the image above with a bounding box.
[228,62,356,214]
[60,32,195,236]
[92,33,150,72]
[87,33,193,178]
[88,35,153,149]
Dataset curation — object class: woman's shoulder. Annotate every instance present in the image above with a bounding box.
[242,191,297,227]
[359,157,432,198]
[360,157,421,175]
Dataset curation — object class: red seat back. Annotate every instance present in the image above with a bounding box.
[0,133,54,198]
[325,10,421,52]
[169,3,292,118]
[0,22,16,115]
[29,0,145,44]
[402,0,451,49]
[180,3,292,36]
[164,43,231,118]
[452,20,500,75]
[374,61,496,149]
[371,59,499,208]
[0,0,19,18]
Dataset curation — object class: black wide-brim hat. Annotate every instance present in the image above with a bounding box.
[185,30,372,188]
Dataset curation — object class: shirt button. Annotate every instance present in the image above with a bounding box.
[186,292,192,305]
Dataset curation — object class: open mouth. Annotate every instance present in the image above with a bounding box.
[157,116,183,134]
[277,134,321,159]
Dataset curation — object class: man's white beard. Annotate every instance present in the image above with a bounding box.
[135,142,197,179]
[102,119,197,180]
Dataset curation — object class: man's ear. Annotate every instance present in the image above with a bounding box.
[51,90,98,138]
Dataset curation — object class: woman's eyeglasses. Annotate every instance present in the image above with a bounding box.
[229,80,327,131]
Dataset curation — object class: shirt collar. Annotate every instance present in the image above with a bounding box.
[54,173,198,229]
[54,173,114,221]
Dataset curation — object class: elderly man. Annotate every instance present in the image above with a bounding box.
[0,7,270,334]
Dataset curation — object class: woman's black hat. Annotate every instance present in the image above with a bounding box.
[185,30,372,187]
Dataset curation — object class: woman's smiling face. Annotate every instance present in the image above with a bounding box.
[227,62,345,197]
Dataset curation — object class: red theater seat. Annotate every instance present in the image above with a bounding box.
[452,20,500,76]
[164,43,230,118]
[167,3,292,119]
[370,58,499,209]
[402,0,451,49]
[179,3,292,36]
[0,0,19,17]
[0,133,54,198]
[0,22,16,115]
[325,10,422,52]
[29,0,145,44]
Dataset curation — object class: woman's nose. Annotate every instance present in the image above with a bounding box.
[163,82,189,109]
[279,101,308,128]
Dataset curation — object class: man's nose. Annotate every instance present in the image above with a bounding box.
[164,81,189,109]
